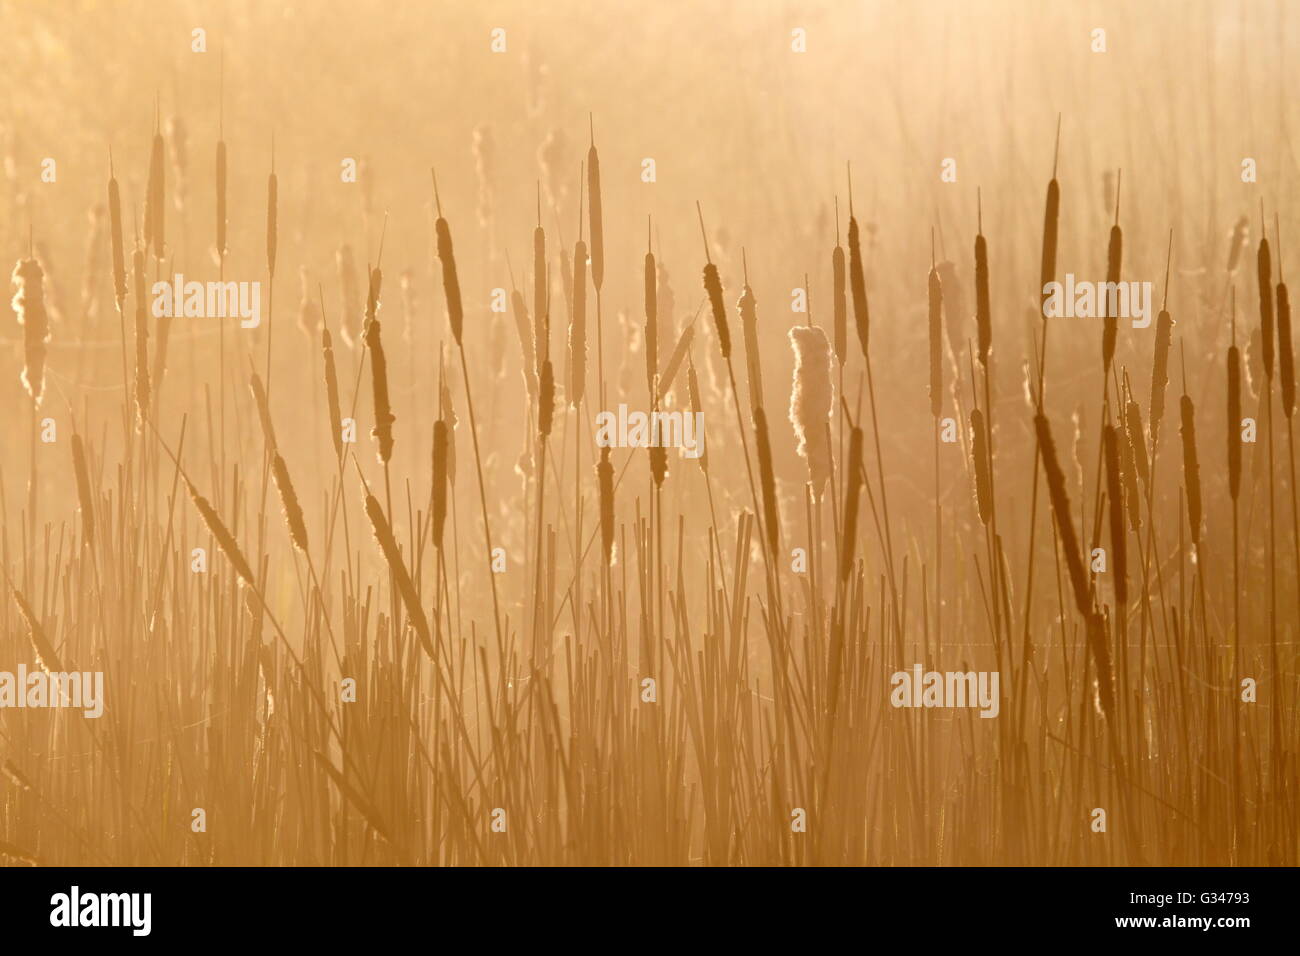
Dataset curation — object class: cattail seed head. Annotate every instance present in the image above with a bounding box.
[11,257,49,406]
[788,325,834,499]
[1278,280,1294,417]
[832,242,847,364]
[703,263,730,359]
[186,477,257,586]
[539,358,555,437]
[568,238,588,406]
[1035,412,1091,618]
[753,406,780,557]
[322,326,343,460]
[1149,309,1174,442]
[1180,393,1202,544]
[365,315,395,465]
[132,245,150,429]
[975,232,991,366]
[1259,235,1274,378]
[364,492,432,657]
[739,282,762,410]
[432,419,449,548]
[108,166,126,302]
[586,142,604,291]
[848,216,869,358]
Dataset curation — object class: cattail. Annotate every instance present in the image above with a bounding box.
[833,222,847,365]
[1035,411,1090,617]
[1150,309,1174,442]
[512,288,538,401]
[687,360,708,473]
[249,371,278,451]
[597,445,614,565]
[297,267,321,338]
[363,265,382,337]
[365,319,395,466]
[1226,215,1248,274]
[848,211,869,358]
[1124,397,1150,491]
[266,148,278,279]
[108,156,126,304]
[840,426,864,582]
[1260,224,1274,379]
[1278,275,1294,418]
[185,477,257,586]
[11,257,49,406]
[539,359,555,437]
[928,262,943,417]
[788,325,834,499]
[322,325,343,460]
[215,136,227,261]
[12,587,65,675]
[657,321,694,403]
[131,245,150,428]
[753,406,780,556]
[337,245,362,349]
[71,433,94,547]
[1180,392,1202,544]
[558,245,574,324]
[431,419,449,548]
[568,219,588,407]
[970,408,992,525]
[1120,400,1143,530]
[739,279,763,409]
[364,491,432,656]
[432,171,464,347]
[645,230,657,392]
[1103,423,1127,607]
[1103,184,1122,372]
[1040,132,1060,297]
[271,453,308,553]
[975,221,991,367]
[587,128,604,292]
[702,261,730,360]
[144,125,165,260]
[657,260,677,359]
[649,443,668,488]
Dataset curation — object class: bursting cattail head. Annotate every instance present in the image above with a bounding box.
[788,325,834,499]
[337,244,361,349]
[322,325,343,460]
[11,257,50,406]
